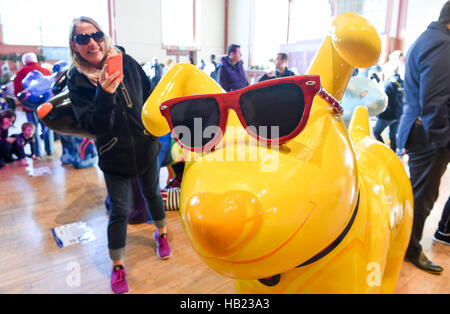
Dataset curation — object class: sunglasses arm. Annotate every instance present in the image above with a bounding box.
[318,88,343,114]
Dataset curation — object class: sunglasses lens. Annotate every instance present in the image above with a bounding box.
[74,34,90,45]
[240,83,305,140]
[170,98,221,149]
[74,32,104,45]
[91,31,105,42]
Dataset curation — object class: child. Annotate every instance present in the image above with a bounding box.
[11,122,38,166]
[0,109,16,168]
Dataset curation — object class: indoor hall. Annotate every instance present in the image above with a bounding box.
[0,0,449,295]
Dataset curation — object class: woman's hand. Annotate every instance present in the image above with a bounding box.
[99,64,122,94]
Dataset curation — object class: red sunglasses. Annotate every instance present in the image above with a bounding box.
[160,74,342,153]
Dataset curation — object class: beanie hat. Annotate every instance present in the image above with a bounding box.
[438,1,450,24]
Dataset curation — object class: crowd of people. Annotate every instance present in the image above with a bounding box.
[0,1,449,293]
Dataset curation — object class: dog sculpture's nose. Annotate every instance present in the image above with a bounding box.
[184,190,263,258]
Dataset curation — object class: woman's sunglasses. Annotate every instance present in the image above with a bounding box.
[72,31,105,45]
[160,74,342,153]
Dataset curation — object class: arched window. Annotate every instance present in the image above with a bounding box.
[252,0,289,68]
[161,0,202,47]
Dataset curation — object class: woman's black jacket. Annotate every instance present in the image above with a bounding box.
[68,53,160,178]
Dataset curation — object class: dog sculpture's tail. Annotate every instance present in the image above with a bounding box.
[347,104,413,293]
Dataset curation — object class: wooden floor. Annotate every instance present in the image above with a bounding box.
[0,112,448,294]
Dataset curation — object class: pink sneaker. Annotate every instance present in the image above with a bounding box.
[111,265,129,294]
[154,230,171,259]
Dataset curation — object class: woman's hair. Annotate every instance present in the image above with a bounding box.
[0,109,16,125]
[69,16,114,69]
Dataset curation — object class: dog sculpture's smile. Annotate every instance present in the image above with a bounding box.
[142,13,413,293]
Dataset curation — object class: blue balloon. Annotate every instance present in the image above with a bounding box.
[17,70,55,110]
[21,69,43,89]
[52,60,69,74]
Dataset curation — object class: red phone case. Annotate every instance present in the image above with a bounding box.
[107,54,123,82]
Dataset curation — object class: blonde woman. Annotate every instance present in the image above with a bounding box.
[67,16,170,294]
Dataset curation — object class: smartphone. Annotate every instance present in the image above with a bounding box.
[107,54,123,82]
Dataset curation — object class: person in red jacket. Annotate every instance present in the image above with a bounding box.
[13,52,54,157]
[13,52,52,96]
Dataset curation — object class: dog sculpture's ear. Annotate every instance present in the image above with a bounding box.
[307,12,381,102]
[331,13,382,69]
[142,63,225,137]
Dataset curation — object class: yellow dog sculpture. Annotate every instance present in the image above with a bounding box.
[142,13,413,293]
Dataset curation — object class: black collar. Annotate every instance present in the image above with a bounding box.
[258,193,360,287]
[297,192,360,267]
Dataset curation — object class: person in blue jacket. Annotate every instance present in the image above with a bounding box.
[373,71,404,151]
[219,44,248,92]
[397,1,450,274]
